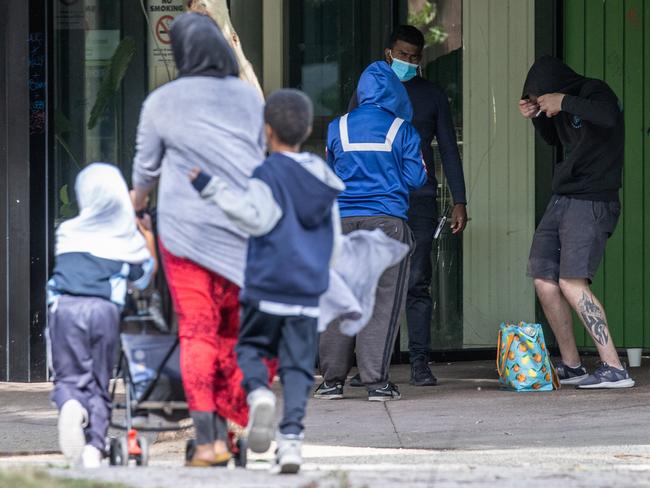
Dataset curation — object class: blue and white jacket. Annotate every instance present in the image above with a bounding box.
[48,163,155,308]
[47,253,155,307]
[326,61,427,220]
[194,152,345,308]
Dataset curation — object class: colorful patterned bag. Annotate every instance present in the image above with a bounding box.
[497,322,560,391]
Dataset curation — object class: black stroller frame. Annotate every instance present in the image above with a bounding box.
[108,314,188,467]
[108,313,248,467]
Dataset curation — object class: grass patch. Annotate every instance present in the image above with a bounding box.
[0,469,131,488]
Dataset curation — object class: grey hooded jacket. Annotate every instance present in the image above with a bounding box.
[132,13,265,285]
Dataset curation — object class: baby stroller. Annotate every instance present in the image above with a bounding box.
[108,289,248,467]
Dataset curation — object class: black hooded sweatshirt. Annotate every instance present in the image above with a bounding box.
[523,56,624,202]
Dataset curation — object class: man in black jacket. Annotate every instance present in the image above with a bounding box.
[520,56,633,389]
[348,26,468,387]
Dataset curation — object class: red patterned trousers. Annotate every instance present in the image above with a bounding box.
[160,243,249,427]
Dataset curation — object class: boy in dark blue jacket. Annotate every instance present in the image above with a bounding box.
[190,89,344,474]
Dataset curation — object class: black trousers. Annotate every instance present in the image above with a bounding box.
[406,195,439,364]
[236,303,318,436]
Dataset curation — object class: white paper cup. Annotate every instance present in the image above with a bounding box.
[626,348,642,368]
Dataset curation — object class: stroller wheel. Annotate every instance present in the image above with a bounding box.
[108,438,120,466]
[185,439,196,463]
[136,437,149,466]
[119,436,130,466]
[234,438,247,468]
[109,436,129,466]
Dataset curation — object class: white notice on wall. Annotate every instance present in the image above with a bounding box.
[147,0,185,91]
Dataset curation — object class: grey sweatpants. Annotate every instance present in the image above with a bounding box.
[48,295,120,451]
[319,216,412,389]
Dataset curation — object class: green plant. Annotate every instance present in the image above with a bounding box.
[55,36,137,221]
[54,110,82,170]
[58,183,78,219]
[87,36,137,130]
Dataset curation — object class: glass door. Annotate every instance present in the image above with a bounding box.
[286,0,397,156]
[285,0,464,352]
[404,0,464,350]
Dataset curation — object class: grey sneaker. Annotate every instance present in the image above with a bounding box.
[576,363,635,389]
[555,361,589,385]
[368,382,401,402]
[313,381,343,400]
[270,433,303,474]
[246,388,276,453]
[58,399,88,464]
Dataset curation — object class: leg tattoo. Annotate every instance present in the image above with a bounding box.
[578,292,609,346]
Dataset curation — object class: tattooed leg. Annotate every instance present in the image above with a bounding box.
[578,291,609,346]
[558,278,622,369]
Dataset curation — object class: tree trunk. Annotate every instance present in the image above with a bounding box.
[189,0,264,99]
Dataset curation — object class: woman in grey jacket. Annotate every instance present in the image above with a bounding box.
[131,13,265,466]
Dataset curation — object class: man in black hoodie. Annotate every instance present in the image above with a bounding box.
[520,56,633,389]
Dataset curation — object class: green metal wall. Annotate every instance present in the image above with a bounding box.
[564,0,649,348]
[462,0,536,346]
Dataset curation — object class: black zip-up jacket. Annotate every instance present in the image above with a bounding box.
[523,56,624,202]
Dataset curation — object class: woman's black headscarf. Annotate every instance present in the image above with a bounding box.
[522,55,586,98]
[170,12,239,78]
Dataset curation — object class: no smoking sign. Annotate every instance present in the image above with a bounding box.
[155,15,174,45]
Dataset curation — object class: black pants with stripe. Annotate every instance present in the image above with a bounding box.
[318,216,412,389]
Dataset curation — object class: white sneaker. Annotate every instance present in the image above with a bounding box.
[58,399,88,464]
[270,433,303,474]
[246,388,276,453]
[81,444,102,468]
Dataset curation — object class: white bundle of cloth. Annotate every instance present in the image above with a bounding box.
[319,228,410,336]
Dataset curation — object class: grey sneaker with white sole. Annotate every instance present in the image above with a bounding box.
[367,382,401,401]
[576,362,635,389]
[555,361,589,385]
[246,388,277,453]
[313,381,343,399]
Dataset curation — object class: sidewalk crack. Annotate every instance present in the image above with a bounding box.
[384,402,404,448]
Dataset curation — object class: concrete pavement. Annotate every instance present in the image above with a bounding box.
[2,359,650,487]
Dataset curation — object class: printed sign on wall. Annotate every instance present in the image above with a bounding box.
[147,0,185,91]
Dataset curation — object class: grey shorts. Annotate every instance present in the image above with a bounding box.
[527,195,620,282]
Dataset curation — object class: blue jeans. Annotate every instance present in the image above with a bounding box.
[406,195,438,365]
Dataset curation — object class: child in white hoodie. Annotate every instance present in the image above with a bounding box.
[47,163,156,467]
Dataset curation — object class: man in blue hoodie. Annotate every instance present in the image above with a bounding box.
[316,61,427,402]
[191,89,344,473]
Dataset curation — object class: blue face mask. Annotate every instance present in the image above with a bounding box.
[390,56,418,82]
